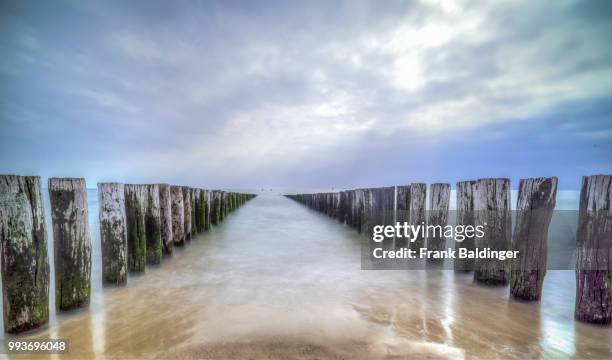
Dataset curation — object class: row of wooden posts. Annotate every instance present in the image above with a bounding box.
[0,175,255,334]
[286,175,611,326]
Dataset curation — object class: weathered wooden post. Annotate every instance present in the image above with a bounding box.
[171,186,185,246]
[197,189,206,232]
[455,180,477,272]
[203,190,211,230]
[222,191,228,218]
[338,191,347,224]
[396,185,410,224]
[124,184,146,272]
[190,188,197,237]
[192,188,201,234]
[509,177,557,300]
[575,175,611,325]
[158,184,174,256]
[48,178,91,310]
[346,191,354,229]
[182,187,192,242]
[428,183,450,265]
[0,175,49,333]
[361,189,374,237]
[409,183,427,251]
[144,184,162,265]
[98,182,127,285]
[473,178,512,285]
[381,187,395,227]
[355,189,366,233]
[213,191,223,225]
[210,191,218,225]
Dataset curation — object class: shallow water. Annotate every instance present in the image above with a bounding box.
[1,193,611,359]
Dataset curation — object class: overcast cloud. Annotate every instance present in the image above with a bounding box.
[1,0,611,189]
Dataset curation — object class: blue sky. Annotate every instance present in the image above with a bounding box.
[1,0,611,189]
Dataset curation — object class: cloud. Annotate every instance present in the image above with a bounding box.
[72,88,142,113]
[1,0,611,188]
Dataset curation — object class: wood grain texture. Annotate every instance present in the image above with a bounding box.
[428,183,450,265]
[49,177,91,310]
[171,186,185,246]
[124,184,147,272]
[473,178,512,285]
[510,177,557,301]
[409,183,427,251]
[158,184,174,256]
[98,182,127,285]
[0,175,49,333]
[575,175,611,325]
[455,180,477,272]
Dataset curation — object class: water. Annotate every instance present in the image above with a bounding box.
[1,192,611,359]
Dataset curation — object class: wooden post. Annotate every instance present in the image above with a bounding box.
[381,187,395,227]
[349,191,355,228]
[229,193,235,212]
[222,191,228,218]
[158,184,174,256]
[473,178,512,285]
[455,180,477,272]
[170,186,185,246]
[509,177,557,301]
[192,188,201,234]
[355,189,366,233]
[345,191,354,227]
[190,188,197,237]
[203,190,211,230]
[0,175,49,333]
[48,178,91,310]
[124,184,146,272]
[428,183,450,265]
[211,191,218,225]
[197,189,206,232]
[213,191,222,225]
[338,191,348,224]
[98,182,127,285]
[396,185,410,223]
[409,183,427,251]
[575,175,611,325]
[144,184,162,265]
[361,189,374,237]
[182,187,192,242]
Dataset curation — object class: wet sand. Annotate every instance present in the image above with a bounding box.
[2,194,611,359]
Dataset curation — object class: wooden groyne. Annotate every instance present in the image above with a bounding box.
[182,186,192,243]
[48,178,92,311]
[510,177,557,300]
[473,178,511,285]
[428,183,450,265]
[455,180,476,272]
[98,182,128,285]
[575,175,611,325]
[0,175,49,333]
[124,184,147,272]
[286,174,611,326]
[159,184,174,256]
[144,184,162,265]
[409,183,427,251]
[170,185,185,247]
[0,176,255,334]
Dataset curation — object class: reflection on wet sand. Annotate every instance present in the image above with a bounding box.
[4,195,612,359]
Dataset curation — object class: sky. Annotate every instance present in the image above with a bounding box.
[1,0,611,190]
